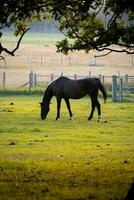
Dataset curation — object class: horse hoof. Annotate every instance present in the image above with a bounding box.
[97,116,102,122]
[69,117,73,120]
[103,120,108,123]
[88,118,92,121]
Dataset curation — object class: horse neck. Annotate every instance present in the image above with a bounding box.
[42,87,53,105]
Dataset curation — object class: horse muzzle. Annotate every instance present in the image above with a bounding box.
[41,115,46,120]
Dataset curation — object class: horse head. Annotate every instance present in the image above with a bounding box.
[40,102,50,120]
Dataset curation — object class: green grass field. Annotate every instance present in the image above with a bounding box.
[0,96,134,200]
[1,32,65,45]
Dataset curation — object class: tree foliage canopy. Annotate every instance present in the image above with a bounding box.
[54,0,134,55]
[0,0,134,57]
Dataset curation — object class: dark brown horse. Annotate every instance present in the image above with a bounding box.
[40,76,107,121]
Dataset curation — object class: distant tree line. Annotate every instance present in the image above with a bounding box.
[3,21,60,33]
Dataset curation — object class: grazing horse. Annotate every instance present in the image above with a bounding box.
[40,76,107,121]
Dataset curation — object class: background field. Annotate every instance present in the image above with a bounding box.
[0,32,134,88]
[0,96,134,200]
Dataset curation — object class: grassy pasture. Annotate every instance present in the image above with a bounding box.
[0,96,134,200]
[1,32,65,45]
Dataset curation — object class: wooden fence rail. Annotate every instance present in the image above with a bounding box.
[111,75,134,102]
[0,71,134,102]
[28,71,134,102]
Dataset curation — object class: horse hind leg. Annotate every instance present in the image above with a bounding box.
[88,106,95,120]
[95,98,102,122]
[64,98,73,120]
[88,94,102,121]
[88,96,96,121]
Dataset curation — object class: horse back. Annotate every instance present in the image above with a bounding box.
[53,77,97,99]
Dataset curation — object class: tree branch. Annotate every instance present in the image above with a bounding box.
[52,21,69,37]
[12,28,30,55]
[0,55,5,60]
[65,17,95,46]
[97,47,134,54]
[95,50,112,57]
[0,28,30,56]
[95,0,104,17]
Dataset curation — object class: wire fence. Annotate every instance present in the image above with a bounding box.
[0,39,134,69]
[0,54,107,69]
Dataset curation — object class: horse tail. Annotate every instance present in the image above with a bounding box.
[97,79,107,103]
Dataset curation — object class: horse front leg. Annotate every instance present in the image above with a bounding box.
[64,98,73,120]
[56,97,62,120]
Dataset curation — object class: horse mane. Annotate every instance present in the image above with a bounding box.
[44,76,69,95]
[44,80,56,95]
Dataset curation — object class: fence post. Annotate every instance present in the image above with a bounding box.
[94,56,97,66]
[60,54,63,64]
[99,74,101,81]
[102,75,105,84]
[50,73,54,82]
[119,78,123,102]
[74,74,77,80]
[125,74,128,85]
[118,71,120,78]
[132,55,134,67]
[69,56,71,67]
[29,71,34,93]
[40,56,43,67]
[34,73,37,86]
[112,75,117,102]
[3,72,6,94]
